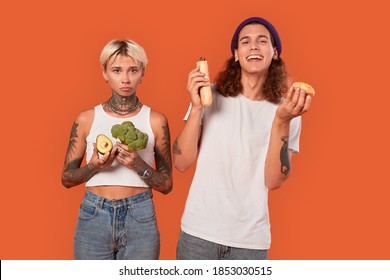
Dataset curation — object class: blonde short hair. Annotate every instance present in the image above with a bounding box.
[100,39,148,71]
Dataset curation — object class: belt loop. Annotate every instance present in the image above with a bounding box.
[97,197,104,209]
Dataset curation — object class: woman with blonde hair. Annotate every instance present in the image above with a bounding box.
[62,39,172,260]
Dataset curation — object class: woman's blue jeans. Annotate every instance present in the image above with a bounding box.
[74,189,160,260]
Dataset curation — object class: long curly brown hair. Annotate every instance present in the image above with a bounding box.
[214,56,289,104]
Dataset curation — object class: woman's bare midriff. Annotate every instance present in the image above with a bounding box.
[87,186,149,200]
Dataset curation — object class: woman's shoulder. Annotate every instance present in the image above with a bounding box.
[77,107,94,119]
[74,107,96,128]
[149,108,168,125]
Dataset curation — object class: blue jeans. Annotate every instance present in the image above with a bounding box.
[74,189,160,260]
[176,230,268,260]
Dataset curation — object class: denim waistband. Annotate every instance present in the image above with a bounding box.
[84,188,152,209]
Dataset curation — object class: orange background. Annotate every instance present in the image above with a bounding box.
[1,0,389,260]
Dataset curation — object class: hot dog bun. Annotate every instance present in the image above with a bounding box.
[196,57,213,106]
[292,82,315,96]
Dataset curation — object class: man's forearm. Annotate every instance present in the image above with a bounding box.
[265,118,291,190]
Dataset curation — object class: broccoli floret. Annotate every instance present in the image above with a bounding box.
[125,126,137,143]
[111,124,128,144]
[111,124,121,138]
[111,121,148,150]
[127,135,148,150]
[132,129,148,150]
[121,121,135,128]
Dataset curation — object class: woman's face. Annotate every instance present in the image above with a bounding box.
[234,23,277,76]
[103,54,143,96]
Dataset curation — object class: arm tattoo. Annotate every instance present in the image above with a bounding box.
[65,122,79,164]
[147,150,171,190]
[160,125,172,173]
[155,147,171,175]
[62,158,97,187]
[62,122,97,187]
[143,124,172,193]
[173,138,182,155]
[280,136,291,175]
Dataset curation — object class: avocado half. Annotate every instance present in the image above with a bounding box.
[96,134,113,154]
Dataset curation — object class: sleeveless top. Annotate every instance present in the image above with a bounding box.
[85,104,155,187]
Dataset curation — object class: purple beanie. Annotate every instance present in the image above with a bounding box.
[230,17,282,56]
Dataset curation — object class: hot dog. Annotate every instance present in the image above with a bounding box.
[196,57,213,106]
[292,82,315,96]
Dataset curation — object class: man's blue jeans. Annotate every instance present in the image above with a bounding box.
[176,230,268,260]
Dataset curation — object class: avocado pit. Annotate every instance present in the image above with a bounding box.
[96,134,113,154]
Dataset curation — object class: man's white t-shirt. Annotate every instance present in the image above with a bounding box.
[181,90,301,249]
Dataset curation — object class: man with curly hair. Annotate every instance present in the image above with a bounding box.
[173,17,313,260]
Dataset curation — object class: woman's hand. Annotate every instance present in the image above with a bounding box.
[89,143,118,170]
[115,142,146,172]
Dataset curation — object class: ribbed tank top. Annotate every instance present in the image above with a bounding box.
[85,104,155,187]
